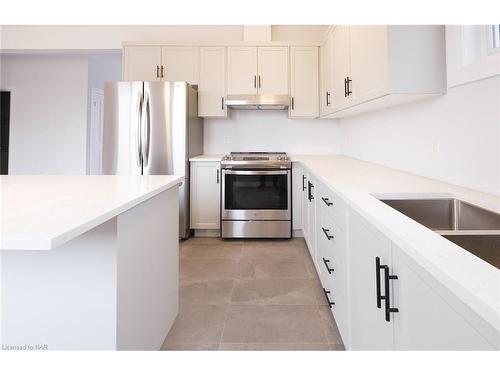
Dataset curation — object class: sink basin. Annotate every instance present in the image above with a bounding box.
[380,198,500,232]
[379,198,500,269]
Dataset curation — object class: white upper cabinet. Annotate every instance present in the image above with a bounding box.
[257,47,289,95]
[290,46,319,118]
[161,47,199,84]
[122,46,162,81]
[227,46,289,96]
[321,25,446,118]
[122,46,199,83]
[319,35,334,116]
[198,47,227,117]
[330,25,352,112]
[349,25,389,105]
[227,47,258,95]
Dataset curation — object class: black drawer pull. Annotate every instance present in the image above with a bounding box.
[375,257,399,322]
[302,175,307,191]
[322,257,334,274]
[323,288,335,308]
[308,181,314,202]
[322,227,333,240]
[321,197,333,206]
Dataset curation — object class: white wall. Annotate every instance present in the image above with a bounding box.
[203,111,341,155]
[1,55,89,174]
[339,75,500,195]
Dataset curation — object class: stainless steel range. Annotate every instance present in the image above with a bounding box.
[221,152,292,239]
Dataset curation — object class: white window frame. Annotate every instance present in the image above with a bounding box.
[446,25,500,88]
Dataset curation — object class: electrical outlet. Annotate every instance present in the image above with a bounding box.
[431,138,441,154]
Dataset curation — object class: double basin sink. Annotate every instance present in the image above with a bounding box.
[379,198,500,269]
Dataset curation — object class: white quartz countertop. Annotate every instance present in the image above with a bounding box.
[1,175,183,251]
[291,154,500,341]
[189,154,223,162]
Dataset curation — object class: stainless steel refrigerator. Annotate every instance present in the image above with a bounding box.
[102,81,203,238]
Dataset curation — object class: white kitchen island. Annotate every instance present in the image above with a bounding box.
[0,175,183,350]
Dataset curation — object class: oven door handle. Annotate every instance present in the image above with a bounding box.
[222,170,289,175]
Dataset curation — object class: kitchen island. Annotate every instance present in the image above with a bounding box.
[1,175,183,350]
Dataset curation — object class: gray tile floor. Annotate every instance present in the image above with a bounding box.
[161,237,345,351]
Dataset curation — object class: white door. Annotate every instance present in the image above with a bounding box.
[89,89,104,175]
[123,46,162,81]
[392,245,494,350]
[257,47,289,95]
[190,162,221,230]
[331,26,352,111]
[348,210,394,350]
[349,26,389,105]
[161,47,199,84]
[227,47,258,95]
[320,33,334,115]
[290,46,319,118]
[198,47,227,117]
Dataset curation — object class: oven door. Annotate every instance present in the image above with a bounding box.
[222,169,291,221]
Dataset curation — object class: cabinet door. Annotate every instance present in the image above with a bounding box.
[331,26,352,111]
[123,46,162,81]
[161,47,199,84]
[199,47,227,117]
[227,47,258,95]
[301,172,309,245]
[392,245,493,350]
[190,162,221,230]
[320,33,334,115]
[306,175,317,259]
[292,163,303,231]
[257,47,289,95]
[290,46,319,118]
[349,26,389,105]
[348,210,394,350]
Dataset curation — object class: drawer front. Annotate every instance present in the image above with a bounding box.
[317,181,347,230]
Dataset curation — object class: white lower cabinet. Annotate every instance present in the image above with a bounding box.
[291,163,303,233]
[189,161,220,230]
[294,163,493,350]
[348,210,394,350]
[392,245,493,350]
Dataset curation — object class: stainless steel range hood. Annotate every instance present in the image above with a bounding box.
[224,94,289,110]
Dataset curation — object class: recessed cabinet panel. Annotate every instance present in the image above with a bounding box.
[257,47,289,95]
[123,46,162,81]
[331,26,352,112]
[290,46,319,118]
[190,161,221,230]
[349,26,389,105]
[161,47,199,84]
[199,47,227,117]
[227,47,258,95]
[320,34,334,116]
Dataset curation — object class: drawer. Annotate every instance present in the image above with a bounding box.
[316,181,347,230]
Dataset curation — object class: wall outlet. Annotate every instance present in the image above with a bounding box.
[431,137,441,154]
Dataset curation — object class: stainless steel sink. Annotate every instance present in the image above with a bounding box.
[380,199,500,232]
[379,198,500,269]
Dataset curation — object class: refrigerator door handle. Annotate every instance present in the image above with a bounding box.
[141,92,151,167]
[136,91,144,167]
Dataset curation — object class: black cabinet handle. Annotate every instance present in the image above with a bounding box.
[216,169,219,184]
[156,65,160,78]
[221,97,224,110]
[161,65,164,78]
[254,75,257,88]
[346,76,352,96]
[258,75,261,88]
[344,77,348,97]
[291,97,294,110]
[323,288,335,308]
[322,227,333,240]
[308,181,314,202]
[321,197,333,207]
[302,175,307,191]
[322,257,334,274]
[375,257,399,322]
[326,91,331,106]
[383,265,399,322]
